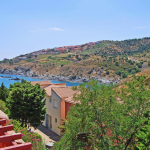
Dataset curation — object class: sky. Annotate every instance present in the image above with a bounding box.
[0,0,150,60]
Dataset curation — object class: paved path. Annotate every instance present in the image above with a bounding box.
[31,125,61,145]
[128,57,140,63]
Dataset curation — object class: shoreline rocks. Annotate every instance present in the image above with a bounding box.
[0,76,12,78]
[9,77,20,81]
[0,68,120,85]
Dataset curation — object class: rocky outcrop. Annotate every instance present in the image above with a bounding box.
[0,67,120,85]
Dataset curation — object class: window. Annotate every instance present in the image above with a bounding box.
[55,118,57,123]
[49,96,51,102]
[54,100,57,109]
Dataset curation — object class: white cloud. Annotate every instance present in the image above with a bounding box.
[133,26,147,29]
[50,27,64,31]
[30,27,64,32]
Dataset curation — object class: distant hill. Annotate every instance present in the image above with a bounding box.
[1,37,150,82]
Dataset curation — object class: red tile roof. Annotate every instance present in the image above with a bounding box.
[31,80,53,87]
[52,87,80,99]
[0,111,32,149]
[44,83,66,96]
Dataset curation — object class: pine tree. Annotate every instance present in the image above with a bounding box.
[0,82,9,102]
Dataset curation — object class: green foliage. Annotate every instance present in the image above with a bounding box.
[115,61,119,66]
[134,110,150,149]
[0,82,9,102]
[68,54,71,58]
[106,70,109,75]
[9,59,13,65]
[10,120,47,150]
[25,59,34,62]
[0,99,8,113]
[47,56,56,60]
[115,70,122,76]
[148,61,150,67]
[136,63,142,68]
[6,79,46,128]
[122,71,128,78]
[54,77,150,149]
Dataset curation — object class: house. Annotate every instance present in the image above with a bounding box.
[43,86,80,136]
[18,57,27,60]
[30,80,53,88]
[0,110,32,149]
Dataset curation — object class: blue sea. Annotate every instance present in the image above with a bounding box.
[0,74,81,88]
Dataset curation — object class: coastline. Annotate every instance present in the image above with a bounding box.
[0,68,120,85]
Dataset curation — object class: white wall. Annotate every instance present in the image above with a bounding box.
[43,91,61,136]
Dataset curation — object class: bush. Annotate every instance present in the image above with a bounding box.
[115,70,121,76]
[136,63,142,68]
[106,70,109,75]
[10,120,47,150]
[115,61,119,66]
[0,100,8,113]
[122,72,128,78]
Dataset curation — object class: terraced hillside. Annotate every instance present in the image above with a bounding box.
[1,37,150,82]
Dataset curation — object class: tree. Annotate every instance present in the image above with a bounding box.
[6,79,46,128]
[106,70,109,75]
[122,71,128,78]
[115,61,119,66]
[9,59,13,65]
[0,82,9,102]
[0,99,8,113]
[54,81,117,150]
[54,76,150,149]
[134,110,150,149]
[136,63,142,68]
[68,54,71,58]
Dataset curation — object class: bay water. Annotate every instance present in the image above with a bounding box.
[0,74,80,88]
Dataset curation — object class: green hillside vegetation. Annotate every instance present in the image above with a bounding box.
[1,37,150,79]
[80,41,115,55]
[54,74,150,149]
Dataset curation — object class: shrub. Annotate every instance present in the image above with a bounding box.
[10,120,47,150]
[106,70,109,75]
[0,99,8,113]
[115,61,119,66]
[122,71,128,78]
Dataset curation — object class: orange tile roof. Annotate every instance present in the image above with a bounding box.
[44,83,66,96]
[31,80,53,86]
[64,96,80,104]
[52,87,80,99]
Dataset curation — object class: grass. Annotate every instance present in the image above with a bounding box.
[53,59,71,65]
[36,54,50,60]
[40,62,50,64]
[80,42,115,55]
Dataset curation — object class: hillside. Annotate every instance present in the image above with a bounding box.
[1,37,150,84]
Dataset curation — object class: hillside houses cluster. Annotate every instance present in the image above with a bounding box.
[12,41,102,62]
[53,41,101,53]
